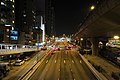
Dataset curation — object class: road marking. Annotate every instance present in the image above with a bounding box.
[59,69,60,71]
[55,60,57,63]
[72,60,74,63]
[74,79,76,80]
[80,60,82,63]
[64,60,66,64]
[58,78,59,80]
[46,60,48,63]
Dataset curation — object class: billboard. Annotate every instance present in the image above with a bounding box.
[10,30,18,35]
[10,36,18,40]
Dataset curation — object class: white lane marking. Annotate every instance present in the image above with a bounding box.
[72,60,74,63]
[64,60,66,64]
[46,60,48,63]
[55,60,57,63]
[80,60,82,63]
[59,68,60,71]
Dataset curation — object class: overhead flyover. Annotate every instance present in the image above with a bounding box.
[76,0,120,55]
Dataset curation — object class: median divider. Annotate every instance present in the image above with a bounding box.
[79,54,108,80]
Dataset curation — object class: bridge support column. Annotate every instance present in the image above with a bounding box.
[90,38,99,55]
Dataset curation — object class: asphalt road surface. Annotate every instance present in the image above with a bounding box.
[29,42,97,80]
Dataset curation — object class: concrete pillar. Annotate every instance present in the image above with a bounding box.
[90,38,99,55]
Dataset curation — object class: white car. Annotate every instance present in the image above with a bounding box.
[15,60,25,66]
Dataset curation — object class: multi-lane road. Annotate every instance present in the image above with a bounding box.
[29,42,97,80]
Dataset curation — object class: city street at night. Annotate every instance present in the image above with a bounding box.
[0,0,120,80]
[29,42,97,80]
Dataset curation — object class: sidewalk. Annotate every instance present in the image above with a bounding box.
[84,54,120,80]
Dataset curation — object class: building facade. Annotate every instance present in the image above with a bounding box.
[15,0,36,45]
[0,0,15,43]
[45,0,56,36]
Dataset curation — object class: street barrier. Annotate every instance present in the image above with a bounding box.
[79,54,108,80]
[0,48,38,55]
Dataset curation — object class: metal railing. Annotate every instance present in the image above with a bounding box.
[0,48,38,55]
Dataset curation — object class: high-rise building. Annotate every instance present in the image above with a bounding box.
[0,0,15,43]
[45,0,56,36]
[15,0,36,45]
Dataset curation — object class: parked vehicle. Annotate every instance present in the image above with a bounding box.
[41,45,47,50]
[24,57,30,61]
[15,60,25,66]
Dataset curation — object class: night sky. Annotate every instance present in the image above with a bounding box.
[36,0,98,36]
[55,0,98,36]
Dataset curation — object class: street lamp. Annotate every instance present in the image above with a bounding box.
[80,38,83,41]
[114,35,119,40]
[90,5,95,11]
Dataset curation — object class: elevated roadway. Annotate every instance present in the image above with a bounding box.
[77,0,120,38]
[75,0,120,55]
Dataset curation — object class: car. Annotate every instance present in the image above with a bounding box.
[58,47,60,51]
[51,51,55,55]
[66,46,71,50]
[8,60,16,66]
[41,46,47,50]
[15,60,25,66]
[24,57,30,61]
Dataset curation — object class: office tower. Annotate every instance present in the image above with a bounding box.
[45,0,55,36]
[0,0,15,43]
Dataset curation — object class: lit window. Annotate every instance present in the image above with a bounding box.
[10,0,12,1]
[12,27,14,30]
[32,11,34,13]
[35,27,38,29]
[12,10,14,13]
[13,0,15,3]
[6,29,9,32]
[12,5,14,8]
[12,20,14,23]
[33,16,36,18]
[23,14,26,17]
[1,2,5,5]
[24,22,26,24]
[6,35,9,38]
[1,19,5,22]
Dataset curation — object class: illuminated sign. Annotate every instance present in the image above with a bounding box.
[10,36,18,40]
